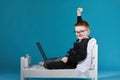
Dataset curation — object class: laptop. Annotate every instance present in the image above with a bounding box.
[36,42,62,62]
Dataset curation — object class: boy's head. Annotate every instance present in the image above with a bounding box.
[74,20,90,40]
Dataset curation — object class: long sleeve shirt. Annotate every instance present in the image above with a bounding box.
[67,38,91,65]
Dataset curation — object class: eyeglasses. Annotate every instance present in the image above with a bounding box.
[73,30,87,34]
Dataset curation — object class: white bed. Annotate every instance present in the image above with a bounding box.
[20,38,98,80]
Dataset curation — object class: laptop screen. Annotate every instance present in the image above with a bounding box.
[36,42,47,61]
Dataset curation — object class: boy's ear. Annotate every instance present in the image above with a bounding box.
[87,29,90,35]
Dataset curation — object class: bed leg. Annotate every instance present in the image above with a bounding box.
[21,57,27,80]
[91,78,97,80]
[21,56,30,80]
[24,78,29,80]
[21,76,29,80]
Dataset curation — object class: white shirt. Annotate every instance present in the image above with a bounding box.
[76,38,97,73]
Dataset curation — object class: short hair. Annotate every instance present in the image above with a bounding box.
[74,20,89,29]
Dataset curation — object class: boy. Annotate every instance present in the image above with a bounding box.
[43,8,91,69]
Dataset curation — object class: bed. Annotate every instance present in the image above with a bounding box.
[20,38,98,80]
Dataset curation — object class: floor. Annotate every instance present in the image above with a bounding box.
[0,71,120,80]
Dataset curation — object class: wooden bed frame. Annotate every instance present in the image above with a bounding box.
[20,44,98,80]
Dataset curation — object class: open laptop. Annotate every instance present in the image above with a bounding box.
[36,42,62,62]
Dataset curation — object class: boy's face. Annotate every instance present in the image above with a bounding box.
[75,26,90,40]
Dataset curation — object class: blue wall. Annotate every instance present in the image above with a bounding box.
[0,0,120,72]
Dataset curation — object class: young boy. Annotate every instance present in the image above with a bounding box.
[43,8,91,69]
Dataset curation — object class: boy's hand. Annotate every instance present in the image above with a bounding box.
[77,8,83,16]
[61,57,68,63]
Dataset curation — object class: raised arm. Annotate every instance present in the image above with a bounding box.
[77,8,83,23]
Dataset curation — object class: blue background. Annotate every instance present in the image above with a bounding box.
[0,0,120,79]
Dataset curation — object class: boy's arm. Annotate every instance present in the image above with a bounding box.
[77,8,83,22]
